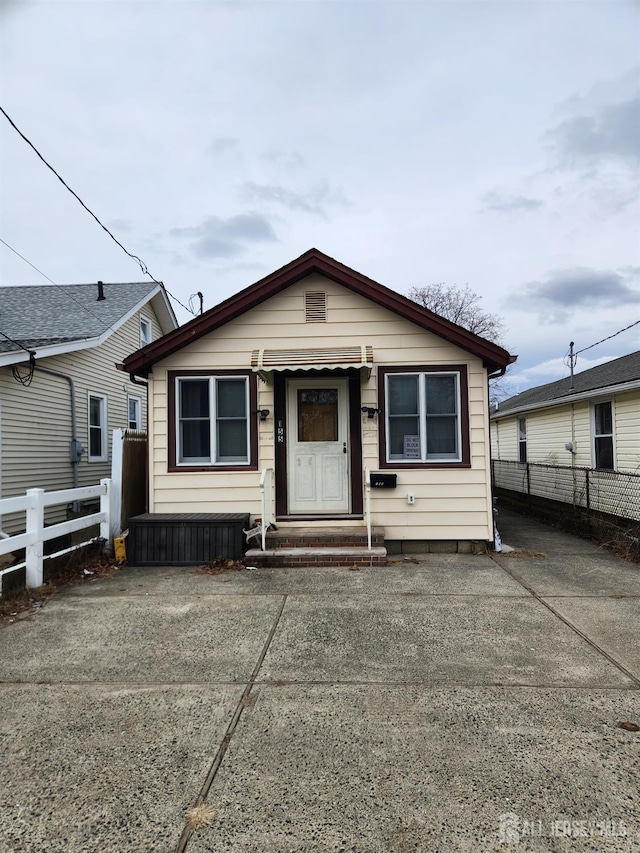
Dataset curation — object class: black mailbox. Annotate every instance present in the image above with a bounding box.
[370,473,397,488]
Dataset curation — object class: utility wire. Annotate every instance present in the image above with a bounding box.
[0,329,35,356]
[0,235,119,336]
[575,319,640,355]
[0,104,195,317]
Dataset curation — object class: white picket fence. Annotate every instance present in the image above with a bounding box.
[0,479,114,593]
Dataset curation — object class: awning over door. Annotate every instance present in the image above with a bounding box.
[251,345,373,380]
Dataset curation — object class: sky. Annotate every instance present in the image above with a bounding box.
[1,0,639,394]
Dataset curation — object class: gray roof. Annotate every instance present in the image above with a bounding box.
[0,282,163,354]
[495,350,640,415]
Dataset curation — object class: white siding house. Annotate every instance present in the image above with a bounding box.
[491,351,640,473]
[0,281,178,533]
[124,250,513,554]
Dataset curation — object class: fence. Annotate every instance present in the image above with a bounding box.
[492,460,640,523]
[111,428,147,533]
[0,479,112,593]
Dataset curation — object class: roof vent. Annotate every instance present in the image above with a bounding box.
[97,281,105,301]
[305,291,326,322]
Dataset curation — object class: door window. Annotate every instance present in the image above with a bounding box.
[297,389,338,442]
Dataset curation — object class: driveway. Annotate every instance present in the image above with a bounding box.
[1,510,638,852]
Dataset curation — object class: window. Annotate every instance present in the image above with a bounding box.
[175,375,251,466]
[518,417,527,463]
[88,393,107,462]
[593,401,614,470]
[128,395,142,430]
[383,369,466,464]
[140,316,152,347]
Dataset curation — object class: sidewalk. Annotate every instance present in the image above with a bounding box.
[1,510,638,852]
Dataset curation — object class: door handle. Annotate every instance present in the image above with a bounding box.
[343,442,347,454]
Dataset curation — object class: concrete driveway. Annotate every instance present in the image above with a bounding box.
[1,510,638,852]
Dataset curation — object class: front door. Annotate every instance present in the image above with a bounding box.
[286,378,350,514]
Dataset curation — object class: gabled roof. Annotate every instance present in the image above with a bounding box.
[493,350,640,418]
[0,281,178,366]
[123,248,514,377]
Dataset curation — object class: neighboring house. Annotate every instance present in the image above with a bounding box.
[0,281,178,534]
[123,249,514,552]
[491,350,640,473]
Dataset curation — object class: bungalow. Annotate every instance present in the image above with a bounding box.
[491,350,640,472]
[123,249,514,564]
[0,281,178,534]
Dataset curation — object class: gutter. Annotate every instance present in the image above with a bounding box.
[34,365,81,490]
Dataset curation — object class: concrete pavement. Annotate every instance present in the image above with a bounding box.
[1,509,638,852]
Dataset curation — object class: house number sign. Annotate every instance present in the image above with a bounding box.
[277,421,285,443]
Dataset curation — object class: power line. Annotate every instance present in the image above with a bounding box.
[575,319,640,355]
[0,104,195,317]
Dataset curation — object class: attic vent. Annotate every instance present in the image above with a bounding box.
[305,291,327,322]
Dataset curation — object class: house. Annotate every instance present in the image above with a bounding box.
[0,281,178,534]
[491,350,640,473]
[122,249,514,562]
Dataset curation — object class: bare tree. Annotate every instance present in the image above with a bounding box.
[409,282,513,403]
[409,282,505,344]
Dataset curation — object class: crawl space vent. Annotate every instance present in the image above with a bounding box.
[305,291,327,322]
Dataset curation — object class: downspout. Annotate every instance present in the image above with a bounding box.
[34,365,81,490]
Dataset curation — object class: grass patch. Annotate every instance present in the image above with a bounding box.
[186,802,215,830]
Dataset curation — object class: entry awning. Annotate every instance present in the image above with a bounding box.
[251,345,373,380]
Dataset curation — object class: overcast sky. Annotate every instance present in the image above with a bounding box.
[1,0,638,393]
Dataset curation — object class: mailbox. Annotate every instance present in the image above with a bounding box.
[370,473,397,488]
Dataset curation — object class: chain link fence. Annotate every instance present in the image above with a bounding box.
[492,459,640,560]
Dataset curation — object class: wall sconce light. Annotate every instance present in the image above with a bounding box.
[258,409,270,421]
[361,406,382,419]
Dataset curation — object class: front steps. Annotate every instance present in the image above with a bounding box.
[245,525,387,568]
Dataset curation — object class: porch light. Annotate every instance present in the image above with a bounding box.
[361,406,382,419]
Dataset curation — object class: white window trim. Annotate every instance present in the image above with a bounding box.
[176,375,251,466]
[140,315,152,347]
[592,399,615,470]
[128,395,142,431]
[518,417,527,463]
[384,371,462,463]
[88,392,108,462]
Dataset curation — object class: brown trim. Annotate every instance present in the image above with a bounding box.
[274,374,288,515]
[123,249,513,377]
[377,365,471,469]
[274,369,363,517]
[167,370,258,472]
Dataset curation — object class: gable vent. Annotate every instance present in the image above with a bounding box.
[305,291,327,322]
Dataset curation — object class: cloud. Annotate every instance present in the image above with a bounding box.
[546,96,640,171]
[208,136,240,156]
[261,149,306,171]
[239,180,348,217]
[107,218,133,233]
[482,191,544,213]
[511,267,640,322]
[170,212,277,259]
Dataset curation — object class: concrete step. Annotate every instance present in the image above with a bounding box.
[245,545,387,568]
[262,525,385,550]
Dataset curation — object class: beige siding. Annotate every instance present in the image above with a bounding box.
[491,390,640,473]
[150,275,495,542]
[0,306,162,534]
[614,391,640,473]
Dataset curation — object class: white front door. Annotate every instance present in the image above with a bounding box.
[287,378,350,514]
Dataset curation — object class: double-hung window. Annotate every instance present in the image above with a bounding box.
[382,368,466,465]
[128,395,142,430]
[88,393,108,462]
[518,417,527,463]
[175,375,251,466]
[593,401,614,470]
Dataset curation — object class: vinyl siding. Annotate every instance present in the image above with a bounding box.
[0,306,163,535]
[491,390,640,473]
[150,275,494,541]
